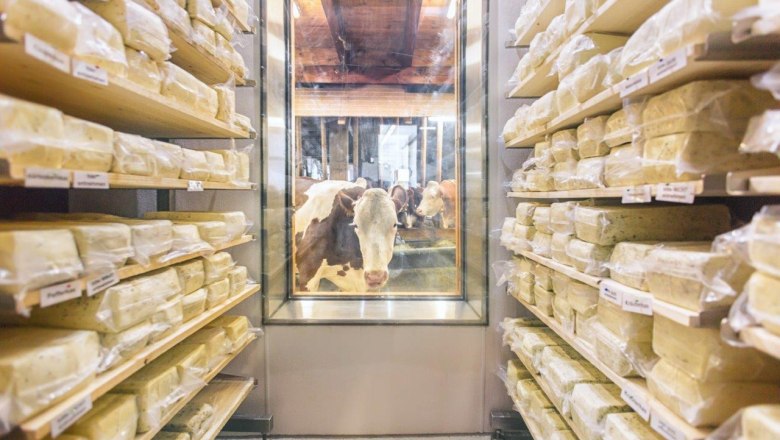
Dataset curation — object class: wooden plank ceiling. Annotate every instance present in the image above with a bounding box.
[294,0,455,87]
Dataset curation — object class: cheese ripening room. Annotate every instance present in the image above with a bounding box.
[1,1,780,440]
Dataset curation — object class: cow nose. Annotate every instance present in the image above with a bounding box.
[365,270,388,289]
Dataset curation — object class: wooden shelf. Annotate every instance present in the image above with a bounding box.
[512,296,712,440]
[510,396,546,440]
[10,235,255,313]
[135,337,257,440]
[741,327,780,361]
[519,251,601,288]
[584,0,668,35]
[506,47,560,98]
[509,0,565,47]
[226,4,254,34]
[169,28,246,86]
[10,284,260,440]
[0,39,249,138]
[183,376,255,440]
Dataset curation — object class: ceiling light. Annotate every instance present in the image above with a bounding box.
[446,0,457,19]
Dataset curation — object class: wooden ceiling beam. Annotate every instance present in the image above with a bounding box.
[320,0,350,68]
[296,65,453,85]
[396,0,423,67]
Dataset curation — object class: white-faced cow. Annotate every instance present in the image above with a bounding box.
[294,178,398,292]
[416,180,456,228]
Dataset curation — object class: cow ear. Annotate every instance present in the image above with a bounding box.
[337,190,358,216]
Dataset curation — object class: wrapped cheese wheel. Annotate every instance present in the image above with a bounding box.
[538,409,570,439]
[544,355,607,417]
[527,91,558,130]
[155,342,208,380]
[553,294,575,333]
[164,401,213,439]
[214,12,233,41]
[574,157,606,189]
[534,264,553,291]
[84,0,171,62]
[553,161,578,191]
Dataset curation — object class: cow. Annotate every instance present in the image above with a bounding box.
[294,178,398,292]
[388,184,424,229]
[416,180,457,228]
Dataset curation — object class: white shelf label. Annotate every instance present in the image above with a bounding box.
[24,168,70,188]
[622,185,652,204]
[599,283,622,306]
[619,71,649,97]
[621,388,650,421]
[86,271,119,297]
[651,413,686,440]
[73,171,109,189]
[51,395,92,438]
[25,34,70,73]
[622,290,654,316]
[40,281,81,308]
[187,180,204,191]
[650,48,688,83]
[72,60,109,86]
[655,182,696,204]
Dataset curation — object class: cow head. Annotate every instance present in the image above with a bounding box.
[338,187,397,290]
[416,181,444,217]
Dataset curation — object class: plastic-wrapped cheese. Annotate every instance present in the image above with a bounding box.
[85,0,171,62]
[577,116,610,158]
[524,169,555,192]
[553,294,575,333]
[0,94,67,169]
[1,0,79,52]
[604,413,663,440]
[152,141,183,179]
[556,33,628,81]
[527,91,559,130]
[550,201,593,235]
[556,52,613,113]
[179,149,210,181]
[112,132,157,176]
[507,359,532,393]
[749,206,780,278]
[742,405,780,440]
[565,238,612,277]
[747,272,780,336]
[154,432,190,440]
[204,151,230,182]
[0,327,100,428]
[570,383,630,440]
[207,315,250,351]
[99,320,154,371]
[551,130,579,163]
[532,207,552,234]
[604,144,645,187]
[597,298,653,342]
[227,266,248,296]
[72,3,128,77]
[563,0,597,36]
[191,18,216,55]
[654,316,780,382]
[502,117,519,143]
[205,278,229,309]
[145,211,248,241]
[155,342,208,379]
[532,232,553,258]
[150,295,183,341]
[566,281,598,315]
[648,359,780,427]
[538,409,570,440]
[164,401,213,439]
[0,229,83,295]
[545,355,607,417]
[171,224,212,255]
[500,217,516,249]
[608,242,661,291]
[591,320,655,378]
[539,345,584,378]
[65,394,138,440]
[553,161,579,191]
[160,63,218,117]
[574,204,731,246]
[187,0,216,27]
[573,157,606,189]
[518,329,564,367]
[182,288,207,321]
[179,221,228,246]
[114,360,181,432]
[533,262,553,291]
[186,327,230,368]
[174,260,205,295]
[214,85,236,124]
[551,233,574,266]
[139,0,192,37]
[576,313,596,346]
[218,36,247,80]
[61,116,114,172]
[214,12,233,41]
[552,271,570,296]
[512,224,535,252]
[125,48,162,93]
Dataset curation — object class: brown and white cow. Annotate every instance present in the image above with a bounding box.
[388,184,423,229]
[416,180,456,228]
[294,178,398,292]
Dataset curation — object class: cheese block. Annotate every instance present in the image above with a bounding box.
[574,204,731,246]
[85,0,171,62]
[576,311,596,346]
[1,0,80,52]
[550,201,593,235]
[152,141,183,179]
[565,238,612,277]
[220,38,247,80]
[553,294,575,333]
[591,320,655,378]
[551,233,574,266]
[204,151,231,182]
[185,327,230,368]
[502,117,519,143]
[65,393,137,440]
[519,330,564,367]
[534,263,553,291]
[511,224,535,252]
[214,86,236,124]
[230,0,250,26]
[500,218,516,249]
[604,144,646,187]
[748,206,780,278]
[187,0,216,27]
[512,276,535,304]
[747,272,780,336]
[507,359,532,390]
[150,295,183,342]
[534,141,551,159]
[61,116,114,172]
[648,359,780,427]
[532,232,553,258]
[174,260,206,295]
[99,320,154,371]
[513,0,545,38]
[548,431,576,440]
[556,33,628,81]
[563,0,596,36]
[227,266,248,296]
[191,18,216,55]
[527,91,559,130]
[112,132,157,176]
[604,413,663,440]
[534,285,554,317]
[0,327,100,427]
[654,315,780,382]
[538,346,584,381]
[545,356,608,417]
[524,169,555,191]
[566,281,598,315]
[72,3,128,77]
[577,116,610,158]
[164,402,214,439]
[214,12,233,41]
[114,361,181,432]
[556,52,611,112]
[608,242,660,291]
[155,342,208,383]
[172,224,212,255]
[646,246,753,311]
[139,0,192,37]
[0,221,133,271]
[571,383,631,440]
[741,110,780,157]
[574,157,606,189]
[155,432,190,440]
[597,298,653,342]
[160,63,219,117]
[205,278,229,309]
[538,409,570,440]
[179,149,210,181]
[532,207,552,234]
[182,288,207,321]
[742,405,780,440]
[125,47,163,92]
[0,94,67,169]
[517,379,546,411]
[516,203,543,226]
[31,268,180,333]
[145,211,248,241]
[552,271,570,296]
[177,221,227,247]
[551,129,579,163]
[553,161,578,191]
[0,229,82,295]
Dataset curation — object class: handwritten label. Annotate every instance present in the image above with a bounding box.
[73,171,109,189]
[51,396,92,438]
[621,388,650,421]
[619,71,649,97]
[651,413,685,440]
[655,182,696,204]
[187,180,204,191]
[72,60,108,86]
[622,185,652,204]
[622,290,654,316]
[25,168,70,188]
[86,271,119,297]
[25,34,70,73]
[599,283,622,306]
[40,281,81,308]
[650,48,687,83]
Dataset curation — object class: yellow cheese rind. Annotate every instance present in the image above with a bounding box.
[114,361,181,432]
[0,229,82,295]
[182,288,207,321]
[125,48,162,93]
[112,132,157,176]
[66,393,138,440]
[577,116,610,158]
[556,33,628,81]
[0,94,67,169]
[85,0,171,62]
[227,266,248,296]
[174,260,206,295]
[570,383,631,440]
[99,320,155,371]
[62,116,114,172]
[72,3,128,78]
[565,238,613,277]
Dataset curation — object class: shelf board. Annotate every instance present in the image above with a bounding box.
[195,377,255,440]
[169,27,245,86]
[584,0,668,34]
[134,337,257,440]
[11,284,260,440]
[510,396,546,440]
[519,251,601,288]
[741,327,780,361]
[10,235,254,313]
[506,47,560,98]
[510,0,565,47]
[512,296,712,440]
[0,38,249,138]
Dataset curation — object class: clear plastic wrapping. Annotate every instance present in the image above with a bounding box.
[573,157,606,189]
[534,263,554,291]
[532,232,553,258]
[555,33,628,81]
[125,48,163,93]
[513,0,544,40]
[603,413,664,440]
[1,0,80,52]
[204,151,230,182]
[98,320,156,372]
[61,116,114,172]
[607,241,666,291]
[205,315,253,351]
[174,260,206,295]
[145,211,249,242]
[746,272,780,337]
[527,91,559,130]
[511,223,536,253]
[72,3,129,78]
[577,116,610,158]
[179,149,210,180]
[191,18,217,55]
[185,327,232,369]
[217,36,248,80]
[213,7,233,41]
[543,352,607,417]
[550,200,592,235]
[570,383,630,440]
[205,278,229,308]
[502,117,519,143]
[553,161,579,191]
[740,110,780,157]
[187,0,217,27]
[524,169,555,192]
[152,141,184,179]
[597,297,654,342]
[552,271,571,296]
[214,85,236,124]
[556,50,620,113]
[553,293,575,333]
[532,207,552,234]
[534,285,555,316]
[591,319,656,378]
[551,129,579,163]
[65,393,138,440]
[551,233,574,266]
[150,295,183,342]
[604,143,645,187]
[499,218,516,249]
[140,0,193,38]
[566,281,598,316]
[563,0,597,36]
[171,224,214,255]
[84,0,172,62]
[112,132,158,177]
[160,63,219,118]
[182,288,207,321]
[752,62,780,100]
[565,238,613,277]
[747,205,780,278]
[516,202,543,226]
[0,94,68,170]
